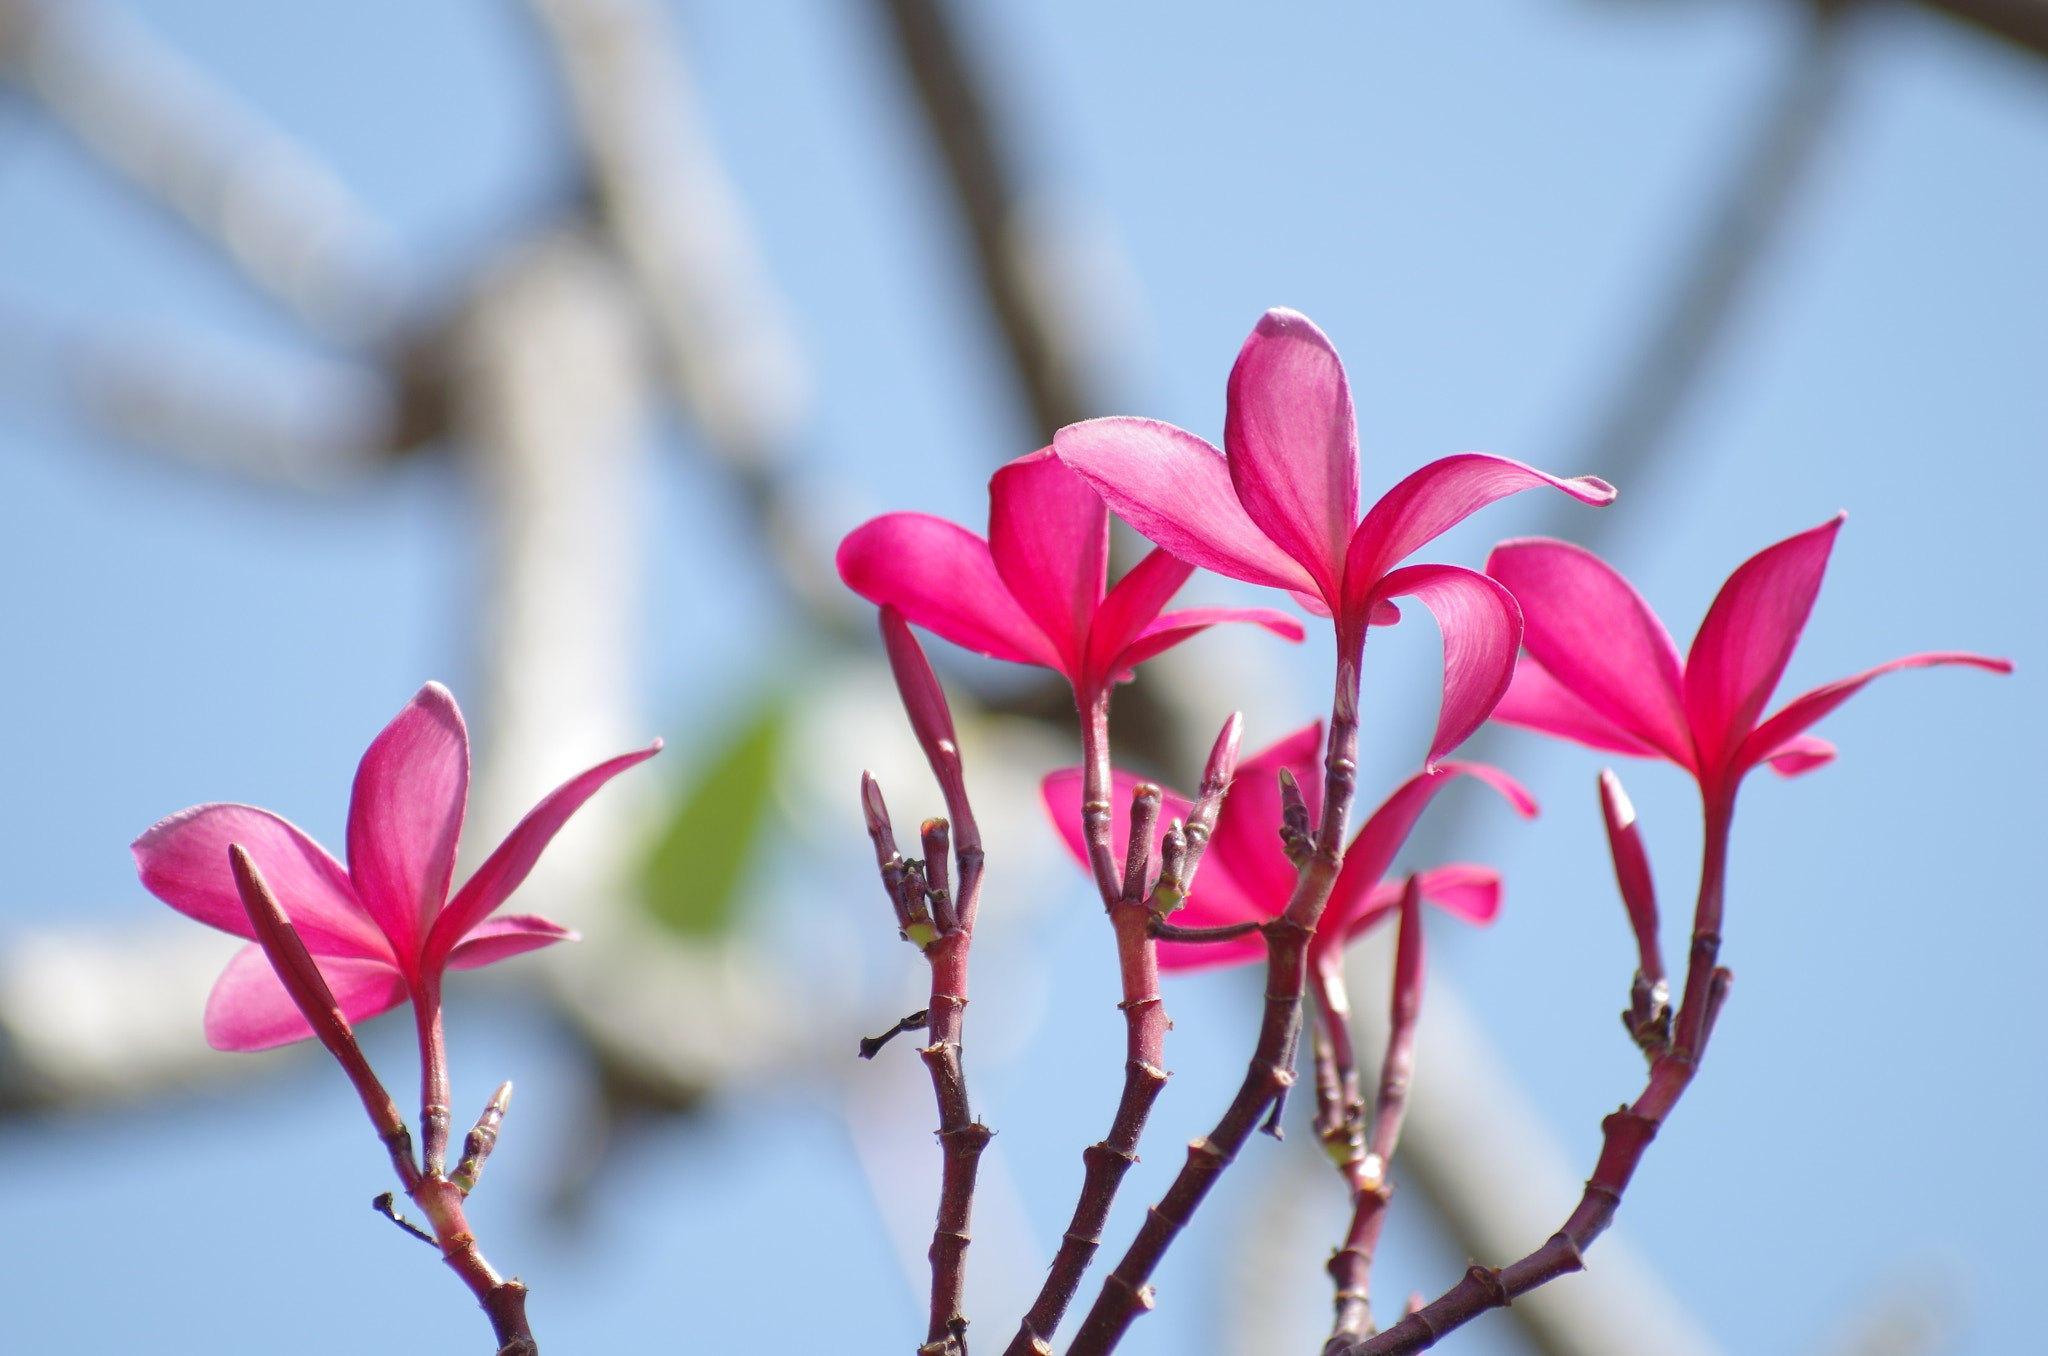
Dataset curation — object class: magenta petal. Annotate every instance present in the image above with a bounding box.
[1222,309,1359,599]
[346,683,470,966]
[1734,649,2014,778]
[425,742,662,970]
[1054,417,1319,597]
[1486,538,1693,766]
[133,804,391,963]
[1291,590,1334,619]
[203,944,407,1052]
[1373,563,1524,765]
[1490,656,1667,759]
[989,449,1111,676]
[1346,455,1616,607]
[837,513,1061,669]
[1415,863,1503,926]
[1323,761,1534,943]
[1683,515,1845,776]
[446,914,579,970]
[1157,930,1268,974]
[1112,605,1306,676]
[1086,547,1195,684]
[1762,734,1836,778]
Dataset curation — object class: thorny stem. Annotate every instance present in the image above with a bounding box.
[1324,879,1425,1352]
[1335,790,1741,1355]
[228,846,534,1354]
[1066,654,1362,1356]
[1006,712,1242,1356]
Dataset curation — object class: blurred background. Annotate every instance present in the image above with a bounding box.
[0,0,2038,1353]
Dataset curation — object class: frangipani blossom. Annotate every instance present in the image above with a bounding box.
[1055,308,1616,762]
[1486,517,2014,806]
[837,447,1303,710]
[1040,723,1535,973]
[135,683,660,1051]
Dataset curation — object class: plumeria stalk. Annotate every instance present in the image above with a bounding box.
[134,683,659,1354]
[1335,524,2012,1355]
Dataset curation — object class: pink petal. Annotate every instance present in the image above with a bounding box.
[424,742,662,971]
[203,944,407,1052]
[346,683,470,967]
[1157,930,1268,974]
[1734,649,2014,779]
[1110,605,1306,677]
[1322,761,1534,943]
[1085,547,1195,686]
[1222,309,1359,599]
[1197,722,1326,925]
[989,449,1111,676]
[1414,863,1503,926]
[1346,455,1616,610]
[446,914,579,970]
[133,804,392,963]
[837,513,1061,670]
[1054,417,1319,597]
[1762,734,1836,778]
[1372,563,1524,765]
[1490,655,1667,759]
[1486,538,1693,766]
[1683,515,1845,777]
[1039,767,1195,896]
[1291,590,1334,619]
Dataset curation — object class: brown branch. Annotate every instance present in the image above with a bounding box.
[1334,794,1740,1355]
[1065,658,1363,1356]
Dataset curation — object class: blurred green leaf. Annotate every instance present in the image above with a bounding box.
[640,701,784,940]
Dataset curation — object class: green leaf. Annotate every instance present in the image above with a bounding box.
[640,701,784,940]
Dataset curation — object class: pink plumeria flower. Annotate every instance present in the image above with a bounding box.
[837,447,1303,712]
[1486,516,2013,809]
[1054,308,1615,763]
[134,683,660,1051]
[1040,722,1535,973]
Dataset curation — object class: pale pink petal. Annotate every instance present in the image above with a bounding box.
[989,448,1111,675]
[1197,722,1325,926]
[203,944,407,1052]
[1040,768,1194,895]
[1110,606,1306,677]
[133,804,391,963]
[1222,309,1358,598]
[1486,539,1692,766]
[346,683,470,965]
[837,513,1061,669]
[446,914,578,970]
[1291,590,1334,619]
[425,743,662,970]
[1683,515,1845,777]
[1322,762,1534,943]
[1735,649,2013,778]
[1054,417,1319,597]
[1370,599,1402,627]
[1346,455,1616,608]
[1372,563,1524,765]
[1085,547,1195,684]
[1490,656,1667,760]
[1762,734,1836,778]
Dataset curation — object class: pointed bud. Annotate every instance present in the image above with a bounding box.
[1278,767,1315,865]
[1121,784,1163,904]
[921,818,955,932]
[1598,770,1664,985]
[1201,712,1244,796]
[1390,874,1426,1031]
[452,1081,513,1195]
[879,605,973,839]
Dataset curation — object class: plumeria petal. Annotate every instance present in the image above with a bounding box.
[989,449,1110,676]
[1222,309,1359,598]
[1336,864,1504,944]
[1734,650,2014,779]
[1683,515,1844,777]
[1320,761,1535,947]
[1085,547,1196,685]
[1762,734,1836,778]
[425,742,663,970]
[133,804,391,962]
[446,914,579,970]
[837,512,1061,669]
[1110,606,1306,677]
[203,944,406,1052]
[346,682,470,965]
[1372,563,1524,765]
[1054,417,1318,596]
[1486,538,1693,765]
[1346,455,1616,610]
[1489,656,1667,759]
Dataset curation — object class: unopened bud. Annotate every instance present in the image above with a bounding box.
[1598,770,1664,985]
[1277,767,1315,865]
[1153,820,1189,915]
